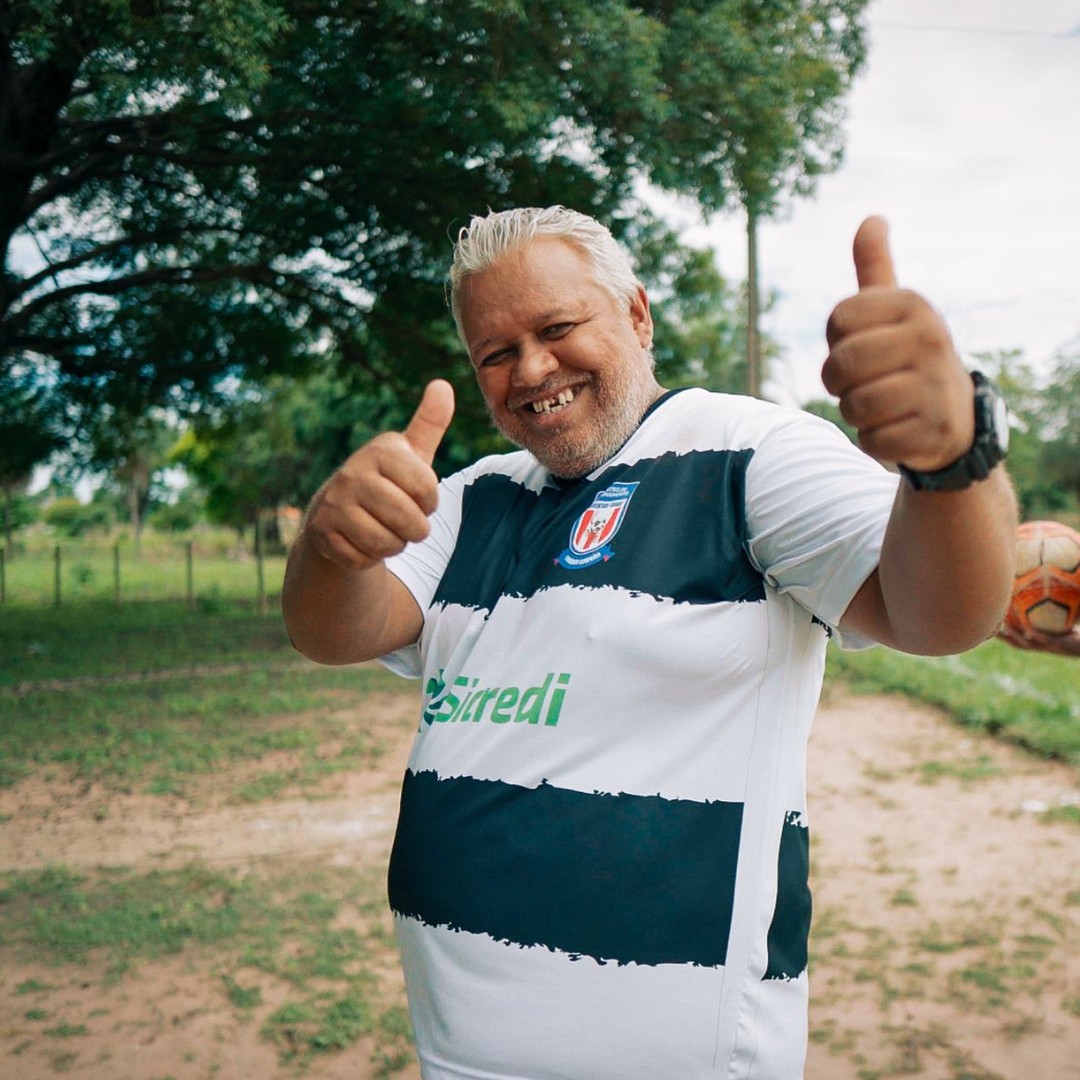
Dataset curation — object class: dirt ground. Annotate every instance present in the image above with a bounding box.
[2,681,1080,1079]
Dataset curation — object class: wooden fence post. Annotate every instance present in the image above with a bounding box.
[53,545,62,606]
[113,542,121,605]
[186,541,195,607]
[255,517,266,613]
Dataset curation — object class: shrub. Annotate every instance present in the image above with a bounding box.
[42,498,112,538]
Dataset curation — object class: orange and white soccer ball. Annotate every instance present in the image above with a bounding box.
[1005,520,1080,636]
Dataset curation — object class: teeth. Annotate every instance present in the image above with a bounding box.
[530,388,575,414]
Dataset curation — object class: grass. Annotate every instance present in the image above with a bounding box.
[0,862,414,1069]
[0,601,296,685]
[916,755,1004,785]
[1,600,421,1074]
[0,601,414,796]
[812,633,1080,1078]
[811,894,1071,1076]
[2,597,1077,1076]
[826,635,1080,765]
[2,862,334,973]
[1,525,285,608]
[0,661,399,794]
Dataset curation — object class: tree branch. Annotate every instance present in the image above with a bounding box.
[4,258,356,336]
[7,264,259,330]
[13,225,245,297]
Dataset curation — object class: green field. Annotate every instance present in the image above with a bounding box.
[1,527,284,608]
[828,636,1080,764]
[2,601,296,685]
[0,601,419,1075]
[1,599,1078,1075]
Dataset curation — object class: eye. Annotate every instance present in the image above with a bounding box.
[478,347,512,368]
[542,323,573,339]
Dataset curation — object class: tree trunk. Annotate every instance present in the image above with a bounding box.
[2,485,12,558]
[126,458,151,556]
[128,475,142,556]
[746,207,762,399]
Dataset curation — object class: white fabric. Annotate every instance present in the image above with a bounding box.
[381,389,899,1079]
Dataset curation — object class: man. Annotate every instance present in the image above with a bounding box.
[283,206,1016,1079]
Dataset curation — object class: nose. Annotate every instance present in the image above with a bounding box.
[511,339,559,387]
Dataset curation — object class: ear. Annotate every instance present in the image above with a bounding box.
[629,285,653,349]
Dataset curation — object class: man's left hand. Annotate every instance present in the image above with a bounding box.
[822,216,974,473]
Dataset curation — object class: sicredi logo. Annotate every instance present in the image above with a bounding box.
[423,671,571,728]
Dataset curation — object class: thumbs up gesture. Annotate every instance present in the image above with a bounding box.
[821,217,975,474]
[304,379,455,571]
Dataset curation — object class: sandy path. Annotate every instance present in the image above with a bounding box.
[807,689,1080,1080]
[2,686,1079,1078]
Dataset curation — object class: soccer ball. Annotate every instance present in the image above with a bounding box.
[1005,520,1080,636]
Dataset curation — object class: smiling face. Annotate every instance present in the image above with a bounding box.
[457,237,661,478]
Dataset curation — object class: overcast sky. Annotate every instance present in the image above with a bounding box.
[656,0,1080,406]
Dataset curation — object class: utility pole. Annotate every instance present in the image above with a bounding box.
[746,205,761,399]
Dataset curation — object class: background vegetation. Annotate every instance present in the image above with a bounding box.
[3,1,1076,540]
[0,519,284,607]
[3,0,870,523]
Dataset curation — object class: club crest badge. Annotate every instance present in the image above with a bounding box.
[556,481,640,570]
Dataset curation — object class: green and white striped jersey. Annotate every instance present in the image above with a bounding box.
[381,387,899,1080]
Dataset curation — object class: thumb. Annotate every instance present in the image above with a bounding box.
[404,379,455,465]
[853,215,898,290]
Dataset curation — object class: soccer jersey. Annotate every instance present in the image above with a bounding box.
[381,387,899,1080]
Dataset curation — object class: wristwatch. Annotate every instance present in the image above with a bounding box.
[899,371,1010,492]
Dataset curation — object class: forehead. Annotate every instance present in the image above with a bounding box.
[458,237,612,346]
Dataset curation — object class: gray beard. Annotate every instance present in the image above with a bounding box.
[490,370,659,479]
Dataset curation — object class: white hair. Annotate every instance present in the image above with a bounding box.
[448,206,641,342]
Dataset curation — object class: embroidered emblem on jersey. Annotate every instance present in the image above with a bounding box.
[556,481,639,570]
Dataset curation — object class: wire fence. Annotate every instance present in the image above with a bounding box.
[0,537,286,611]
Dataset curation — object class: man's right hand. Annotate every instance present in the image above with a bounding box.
[303,379,455,571]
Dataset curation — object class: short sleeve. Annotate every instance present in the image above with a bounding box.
[378,469,467,678]
[744,410,900,649]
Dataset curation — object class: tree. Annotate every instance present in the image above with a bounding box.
[0,365,62,553]
[1039,340,1080,510]
[178,215,778,521]
[171,362,368,545]
[800,398,857,443]
[972,350,1054,519]
[3,0,870,437]
[974,347,1078,519]
[641,230,782,395]
[704,0,870,395]
[171,391,307,543]
[85,407,178,550]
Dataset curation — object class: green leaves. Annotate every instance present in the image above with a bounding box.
[12,0,290,85]
[973,345,1080,517]
[3,0,869,474]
